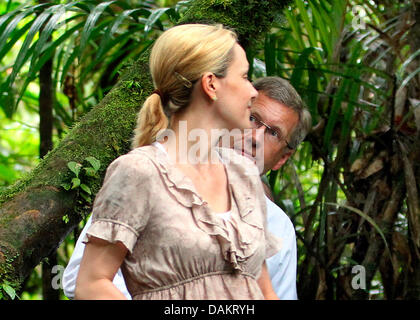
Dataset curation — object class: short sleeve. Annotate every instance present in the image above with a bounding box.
[83,153,153,253]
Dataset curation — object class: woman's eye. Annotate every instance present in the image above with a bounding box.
[250,115,256,122]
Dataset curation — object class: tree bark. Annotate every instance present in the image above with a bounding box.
[37,0,59,298]
[0,0,291,294]
[39,54,54,158]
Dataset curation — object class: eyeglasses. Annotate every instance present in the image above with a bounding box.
[249,114,293,150]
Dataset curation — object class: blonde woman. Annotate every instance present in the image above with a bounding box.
[75,24,280,300]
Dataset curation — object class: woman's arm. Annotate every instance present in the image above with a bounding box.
[257,262,280,300]
[63,216,132,299]
[75,236,128,300]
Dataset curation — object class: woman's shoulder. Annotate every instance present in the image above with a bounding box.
[106,145,160,177]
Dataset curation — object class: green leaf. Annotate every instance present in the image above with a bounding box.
[71,177,81,189]
[308,0,332,57]
[290,47,320,89]
[85,156,101,171]
[17,19,86,109]
[2,283,16,300]
[294,0,323,64]
[62,214,70,224]
[67,161,81,177]
[0,18,32,64]
[84,167,97,177]
[80,192,92,203]
[80,184,92,195]
[306,60,319,122]
[337,77,360,157]
[0,10,16,36]
[144,7,173,34]
[54,100,74,128]
[264,33,276,76]
[30,3,74,68]
[109,39,154,80]
[5,7,54,105]
[323,43,363,154]
[0,3,49,53]
[78,1,116,61]
[284,8,305,51]
[95,7,148,61]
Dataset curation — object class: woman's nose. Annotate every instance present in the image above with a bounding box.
[250,85,258,99]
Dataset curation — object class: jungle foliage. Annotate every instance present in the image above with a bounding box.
[0,0,419,300]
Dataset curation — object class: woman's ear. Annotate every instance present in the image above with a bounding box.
[200,72,218,101]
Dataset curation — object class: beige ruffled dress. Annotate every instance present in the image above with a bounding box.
[84,144,281,299]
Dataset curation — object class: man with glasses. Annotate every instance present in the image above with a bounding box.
[62,76,311,300]
[239,76,312,300]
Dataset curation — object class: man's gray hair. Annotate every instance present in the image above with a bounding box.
[253,76,312,149]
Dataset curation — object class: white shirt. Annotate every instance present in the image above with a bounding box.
[265,195,298,300]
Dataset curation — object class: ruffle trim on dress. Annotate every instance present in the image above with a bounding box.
[265,231,283,259]
[131,146,267,272]
[83,219,139,254]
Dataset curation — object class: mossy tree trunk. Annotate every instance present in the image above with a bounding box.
[0,0,291,296]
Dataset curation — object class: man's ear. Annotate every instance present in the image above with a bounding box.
[200,72,218,101]
[271,151,293,171]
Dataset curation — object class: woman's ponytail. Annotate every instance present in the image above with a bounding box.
[131,92,168,149]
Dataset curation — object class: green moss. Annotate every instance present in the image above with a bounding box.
[179,0,292,50]
[0,246,21,300]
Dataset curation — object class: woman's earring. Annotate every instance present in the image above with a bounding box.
[212,96,218,101]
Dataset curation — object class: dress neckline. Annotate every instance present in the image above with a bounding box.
[151,141,233,215]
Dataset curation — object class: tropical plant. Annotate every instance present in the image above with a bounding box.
[259,0,420,299]
[0,0,187,121]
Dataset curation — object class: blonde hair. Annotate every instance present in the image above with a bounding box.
[131,24,238,148]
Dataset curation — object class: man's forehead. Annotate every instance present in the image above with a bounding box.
[252,93,288,113]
